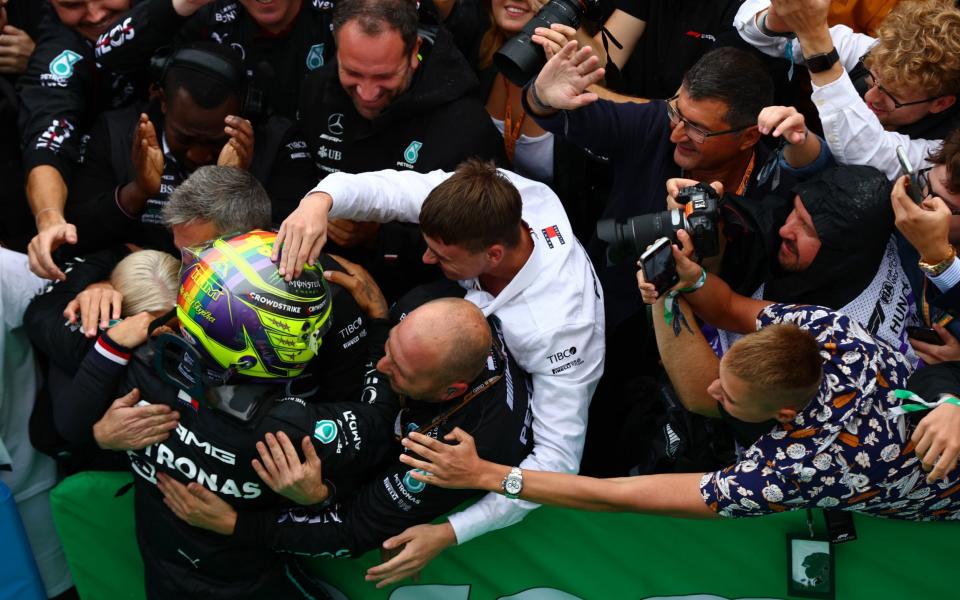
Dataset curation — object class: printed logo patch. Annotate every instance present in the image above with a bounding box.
[306,44,325,71]
[402,469,427,493]
[403,141,423,164]
[541,225,565,249]
[49,50,83,79]
[314,420,338,444]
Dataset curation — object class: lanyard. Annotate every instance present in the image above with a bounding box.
[396,373,504,443]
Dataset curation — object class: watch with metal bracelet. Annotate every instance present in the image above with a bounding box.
[919,246,958,276]
[502,467,523,499]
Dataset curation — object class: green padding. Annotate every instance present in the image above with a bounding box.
[308,508,960,599]
[49,471,145,600]
[48,472,960,600]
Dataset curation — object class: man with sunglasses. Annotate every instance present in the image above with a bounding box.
[734,0,960,179]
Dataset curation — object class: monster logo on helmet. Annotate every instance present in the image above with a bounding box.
[176,230,333,380]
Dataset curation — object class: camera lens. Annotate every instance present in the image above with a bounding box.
[494,0,584,86]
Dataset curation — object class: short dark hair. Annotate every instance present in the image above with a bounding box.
[682,47,774,129]
[419,159,522,252]
[332,0,419,55]
[163,42,243,110]
[929,128,960,194]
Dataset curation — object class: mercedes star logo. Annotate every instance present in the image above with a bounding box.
[327,113,345,135]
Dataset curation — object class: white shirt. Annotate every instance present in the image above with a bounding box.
[734,0,943,179]
[490,116,556,184]
[315,168,606,543]
[0,249,55,502]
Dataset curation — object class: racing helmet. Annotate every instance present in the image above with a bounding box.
[176,230,332,380]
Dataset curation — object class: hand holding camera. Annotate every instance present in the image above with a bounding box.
[636,229,703,304]
[665,178,724,211]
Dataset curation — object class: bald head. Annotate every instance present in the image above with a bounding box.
[379,298,492,401]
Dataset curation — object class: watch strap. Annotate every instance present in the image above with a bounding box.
[758,11,797,39]
[803,47,840,73]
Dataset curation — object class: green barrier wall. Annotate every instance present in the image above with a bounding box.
[50,472,958,600]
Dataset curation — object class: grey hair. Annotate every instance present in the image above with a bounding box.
[110,250,180,316]
[161,166,271,234]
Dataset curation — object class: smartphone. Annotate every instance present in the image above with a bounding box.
[907,325,945,346]
[640,237,679,296]
[897,146,924,204]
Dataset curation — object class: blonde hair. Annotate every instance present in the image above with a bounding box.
[867,0,960,97]
[724,324,823,410]
[110,250,180,316]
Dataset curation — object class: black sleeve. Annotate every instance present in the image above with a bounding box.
[256,117,318,225]
[58,332,133,444]
[24,246,129,374]
[232,457,480,558]
[256,318,399,486]
[93,0,191,73]
[616,0,648,20]
[17,25,93,180]
[64,113,139,253]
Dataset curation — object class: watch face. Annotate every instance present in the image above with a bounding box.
[505,476,522,495]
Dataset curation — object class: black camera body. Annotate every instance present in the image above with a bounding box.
[596,183,722,264]
[494,0,602,86]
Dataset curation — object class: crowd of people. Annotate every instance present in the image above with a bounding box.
[2,0,960,598]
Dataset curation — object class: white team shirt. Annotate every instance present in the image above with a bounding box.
[314,168,606,542]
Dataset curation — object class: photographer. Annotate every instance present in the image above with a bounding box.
[652,166,917,433]
[525,43,783,331]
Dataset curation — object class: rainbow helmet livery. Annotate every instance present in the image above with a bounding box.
[177,230,332,380]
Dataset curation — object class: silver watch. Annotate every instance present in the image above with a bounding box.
[502,467,523,499]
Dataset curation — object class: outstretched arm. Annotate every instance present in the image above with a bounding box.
[400,429,715,518]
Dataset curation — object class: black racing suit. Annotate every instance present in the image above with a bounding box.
[17,12,145,186]
[68,317,396,599]
[64,100,317,255]
[231,308,534,559]
[297,23,506,302]
[94,0,336,120]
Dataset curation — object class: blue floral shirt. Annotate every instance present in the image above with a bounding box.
[701,304,960,520]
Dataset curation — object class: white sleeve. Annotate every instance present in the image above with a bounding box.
[813,74,943,179]
[310,169,453,223]
[446,321,604,544]
[734,0,874,69]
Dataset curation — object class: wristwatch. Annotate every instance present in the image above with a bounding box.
[502,467,523,499]
[919,246,958,277]
[804,48,840,73]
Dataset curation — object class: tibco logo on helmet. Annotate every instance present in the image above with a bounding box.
[176,230,333,380]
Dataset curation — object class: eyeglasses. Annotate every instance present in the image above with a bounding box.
[666,96,752,144]
[918,166,960,215]
[859,55,942,109]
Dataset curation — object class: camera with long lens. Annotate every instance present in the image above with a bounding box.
[494,0,602,87]
[596,183,721,265]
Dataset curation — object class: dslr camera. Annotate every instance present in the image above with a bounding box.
[596,183,721,264]
[494,0,602,86]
